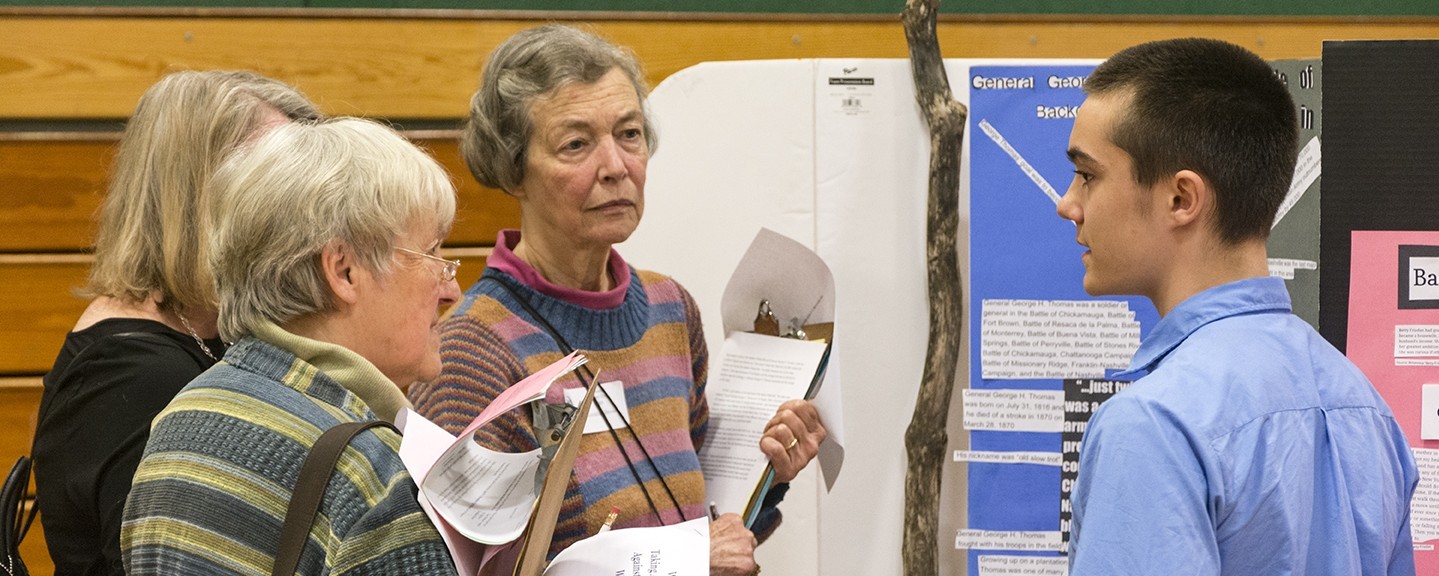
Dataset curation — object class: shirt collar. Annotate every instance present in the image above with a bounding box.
[1115,276,1292,378]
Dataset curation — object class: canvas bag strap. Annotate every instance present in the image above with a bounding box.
[273,420,398,576]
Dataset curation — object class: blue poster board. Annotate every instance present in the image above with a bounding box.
[965,64,1161,571]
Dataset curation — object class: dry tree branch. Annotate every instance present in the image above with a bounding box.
[900,1,968,575]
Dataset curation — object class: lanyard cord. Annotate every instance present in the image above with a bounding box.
[485,277,689,525]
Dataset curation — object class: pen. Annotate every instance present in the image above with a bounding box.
[709,502,719,521]
[598,506,620,533]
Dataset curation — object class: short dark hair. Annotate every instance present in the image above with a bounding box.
[1085,38,1297,244]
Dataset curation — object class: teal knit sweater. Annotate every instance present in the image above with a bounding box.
[122,325,456,575]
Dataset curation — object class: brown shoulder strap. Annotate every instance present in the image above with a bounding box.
[273,420,398,576]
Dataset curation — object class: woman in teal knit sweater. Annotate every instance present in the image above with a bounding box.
[406,25,828,576]
[122,118,462,575]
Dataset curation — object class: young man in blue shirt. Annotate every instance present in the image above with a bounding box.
[1057,38,1418,575]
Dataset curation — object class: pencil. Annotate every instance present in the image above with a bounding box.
[598,506,620,533]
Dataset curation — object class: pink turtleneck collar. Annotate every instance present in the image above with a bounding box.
[487,230,631,310]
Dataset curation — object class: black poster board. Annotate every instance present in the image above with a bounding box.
[1319,40,1439,353]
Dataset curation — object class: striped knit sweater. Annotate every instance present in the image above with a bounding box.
[408,233,783,560]
[121,322,455,575]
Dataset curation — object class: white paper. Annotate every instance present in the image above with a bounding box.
[426,434,542,544]
[408,352,588,545]
[1273,135,1321,228]
[715,227,845,489]
[1267,258,1318,280]
[1410,257,1439,301]
[962,389,1065,433]
[980,299,1140,380]
[544,517,710,576]
[1411,448,1439,543]
[954,450,1062,467]
[397,409,483,576]
[978,555,1069,576]
[810,349,846,490]
[955,530,1066,552]
[565,380,629,435]
[719,228,835,336]
[701,331,829,517]
[1395,325,1439,358]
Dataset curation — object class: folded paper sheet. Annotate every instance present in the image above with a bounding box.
[702,331,830,524]
[701,228,847,522]
[543,517,709,576]
[399,351,591,574]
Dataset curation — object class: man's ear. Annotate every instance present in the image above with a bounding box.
[1165,169,1209,229]
[320,241,362,306]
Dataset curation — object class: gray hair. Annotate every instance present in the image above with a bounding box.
[209,118,457,341]
[461,24,657,193]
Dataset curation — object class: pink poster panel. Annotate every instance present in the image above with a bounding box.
[1347,230,1439,570]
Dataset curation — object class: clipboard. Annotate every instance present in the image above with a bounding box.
[708,299,833,528]
[510,370,601,576]
[703,227,846,523]
[735,341,832,528]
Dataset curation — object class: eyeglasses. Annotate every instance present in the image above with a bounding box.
[395,246,461,282]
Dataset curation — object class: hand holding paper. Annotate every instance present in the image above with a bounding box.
[708,514,759,576]
[759,399,827,483]
[700,228,847,526]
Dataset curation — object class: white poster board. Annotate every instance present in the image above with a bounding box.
[623,58,1096,576]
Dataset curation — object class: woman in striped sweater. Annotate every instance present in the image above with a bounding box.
[121,118,461,575]
[406,25,827,576]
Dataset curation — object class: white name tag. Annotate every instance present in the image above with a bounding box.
[564,380,630,435]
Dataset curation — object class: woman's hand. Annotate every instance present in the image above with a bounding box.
[759,399,827,483]
[710,513,758,576]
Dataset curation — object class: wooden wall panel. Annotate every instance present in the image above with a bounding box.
[0,249,488,375]
[0,135,516,252]
[423,138,521,247]
[0,260,90,376]
[0,139,112,252]
[5,16,1439,119]
[0,380,41,479]
[0,379,69,573]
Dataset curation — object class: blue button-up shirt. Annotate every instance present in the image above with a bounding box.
[1069,277,1418,575]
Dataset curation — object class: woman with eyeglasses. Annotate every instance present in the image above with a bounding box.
[121,118,460,575]
[406,25,827,576]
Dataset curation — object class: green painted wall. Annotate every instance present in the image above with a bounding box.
[5,0,1439,17]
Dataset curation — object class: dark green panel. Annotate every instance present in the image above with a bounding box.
[3,0,1438,15]
[4,0,304,6]
[306,0,394,7]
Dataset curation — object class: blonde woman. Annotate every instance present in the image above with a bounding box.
[33,70,317,576]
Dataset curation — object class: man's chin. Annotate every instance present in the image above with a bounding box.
[1082,275,1113,297]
